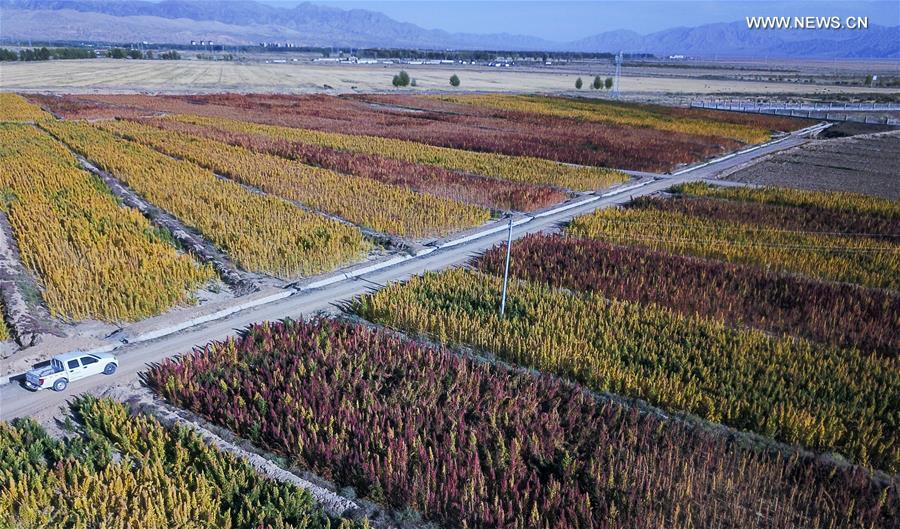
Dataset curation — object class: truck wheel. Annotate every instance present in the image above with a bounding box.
[53,379,68,392]
[104,363,117,375]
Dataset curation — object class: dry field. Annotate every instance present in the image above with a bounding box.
[2,58,898,97]
[724,130,900,199]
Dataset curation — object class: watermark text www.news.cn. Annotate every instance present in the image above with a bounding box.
[746,16,869,30]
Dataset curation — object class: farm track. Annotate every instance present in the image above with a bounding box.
[0,124,824,421]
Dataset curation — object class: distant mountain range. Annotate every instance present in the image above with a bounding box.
[2,0,898,58]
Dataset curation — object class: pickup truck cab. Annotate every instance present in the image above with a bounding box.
[24,351,118,392]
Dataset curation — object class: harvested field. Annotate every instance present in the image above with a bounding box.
[3,58,897,98]
[818,121,900,139]
[724,131,900,199]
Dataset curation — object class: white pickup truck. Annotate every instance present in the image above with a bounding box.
[25,351,118,391]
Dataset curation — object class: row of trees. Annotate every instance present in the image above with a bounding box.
[392,71,461,87]
[0,47,94,61]
[575,75,614,90]
[106,48,181,60]
[387,71,611,91]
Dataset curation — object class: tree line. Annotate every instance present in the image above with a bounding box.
[0,47,182,61]
[0,47,94,61]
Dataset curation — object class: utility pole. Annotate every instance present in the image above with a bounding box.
[499,215,513,317]
[613,51,622,98]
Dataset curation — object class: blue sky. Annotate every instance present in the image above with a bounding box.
[269,1,899,40]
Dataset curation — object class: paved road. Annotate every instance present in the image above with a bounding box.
[0,128,821,420]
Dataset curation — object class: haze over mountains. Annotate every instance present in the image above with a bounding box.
[1,0,897,58]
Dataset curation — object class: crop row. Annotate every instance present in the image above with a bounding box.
[41,120,369,278]
[0,396,361,528]
[146,318,896,529]
[136,116,568,212]
[674,181,900,220]
[164,113,627,191]
[434,94,776,144]
[0,93,52,123]
[0,304,9,341]
[474,233,898,356]
[631,194,899,241]
[354,269,899,473]
[0,124,214,321]
[69,93,732,172]
[101,119,491,239]
[567,204,899,290]
[26,93,163,121]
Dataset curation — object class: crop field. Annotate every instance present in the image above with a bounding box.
[131,116,568,212]
[0,93,52,123]
[0,124,215,321]
[677,181,900,220]
[99,119,491,239]
[29,92,797,172]
[568,196,898,289]
[40,119,369,278]
[432,94,805,144]
[146,318,896,529]
[161,113,624,191]
[0,396,361,528]
[354,268,899,473]
[475,233,898,355]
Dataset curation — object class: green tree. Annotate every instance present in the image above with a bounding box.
[449,74,460,87]
[592,75,602,89]
[127,49,143,59]
[0,48,18,61]
[575,77,583,89]
[605,77,614,90]
[393,70,411,87]
[107,48,127,59]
